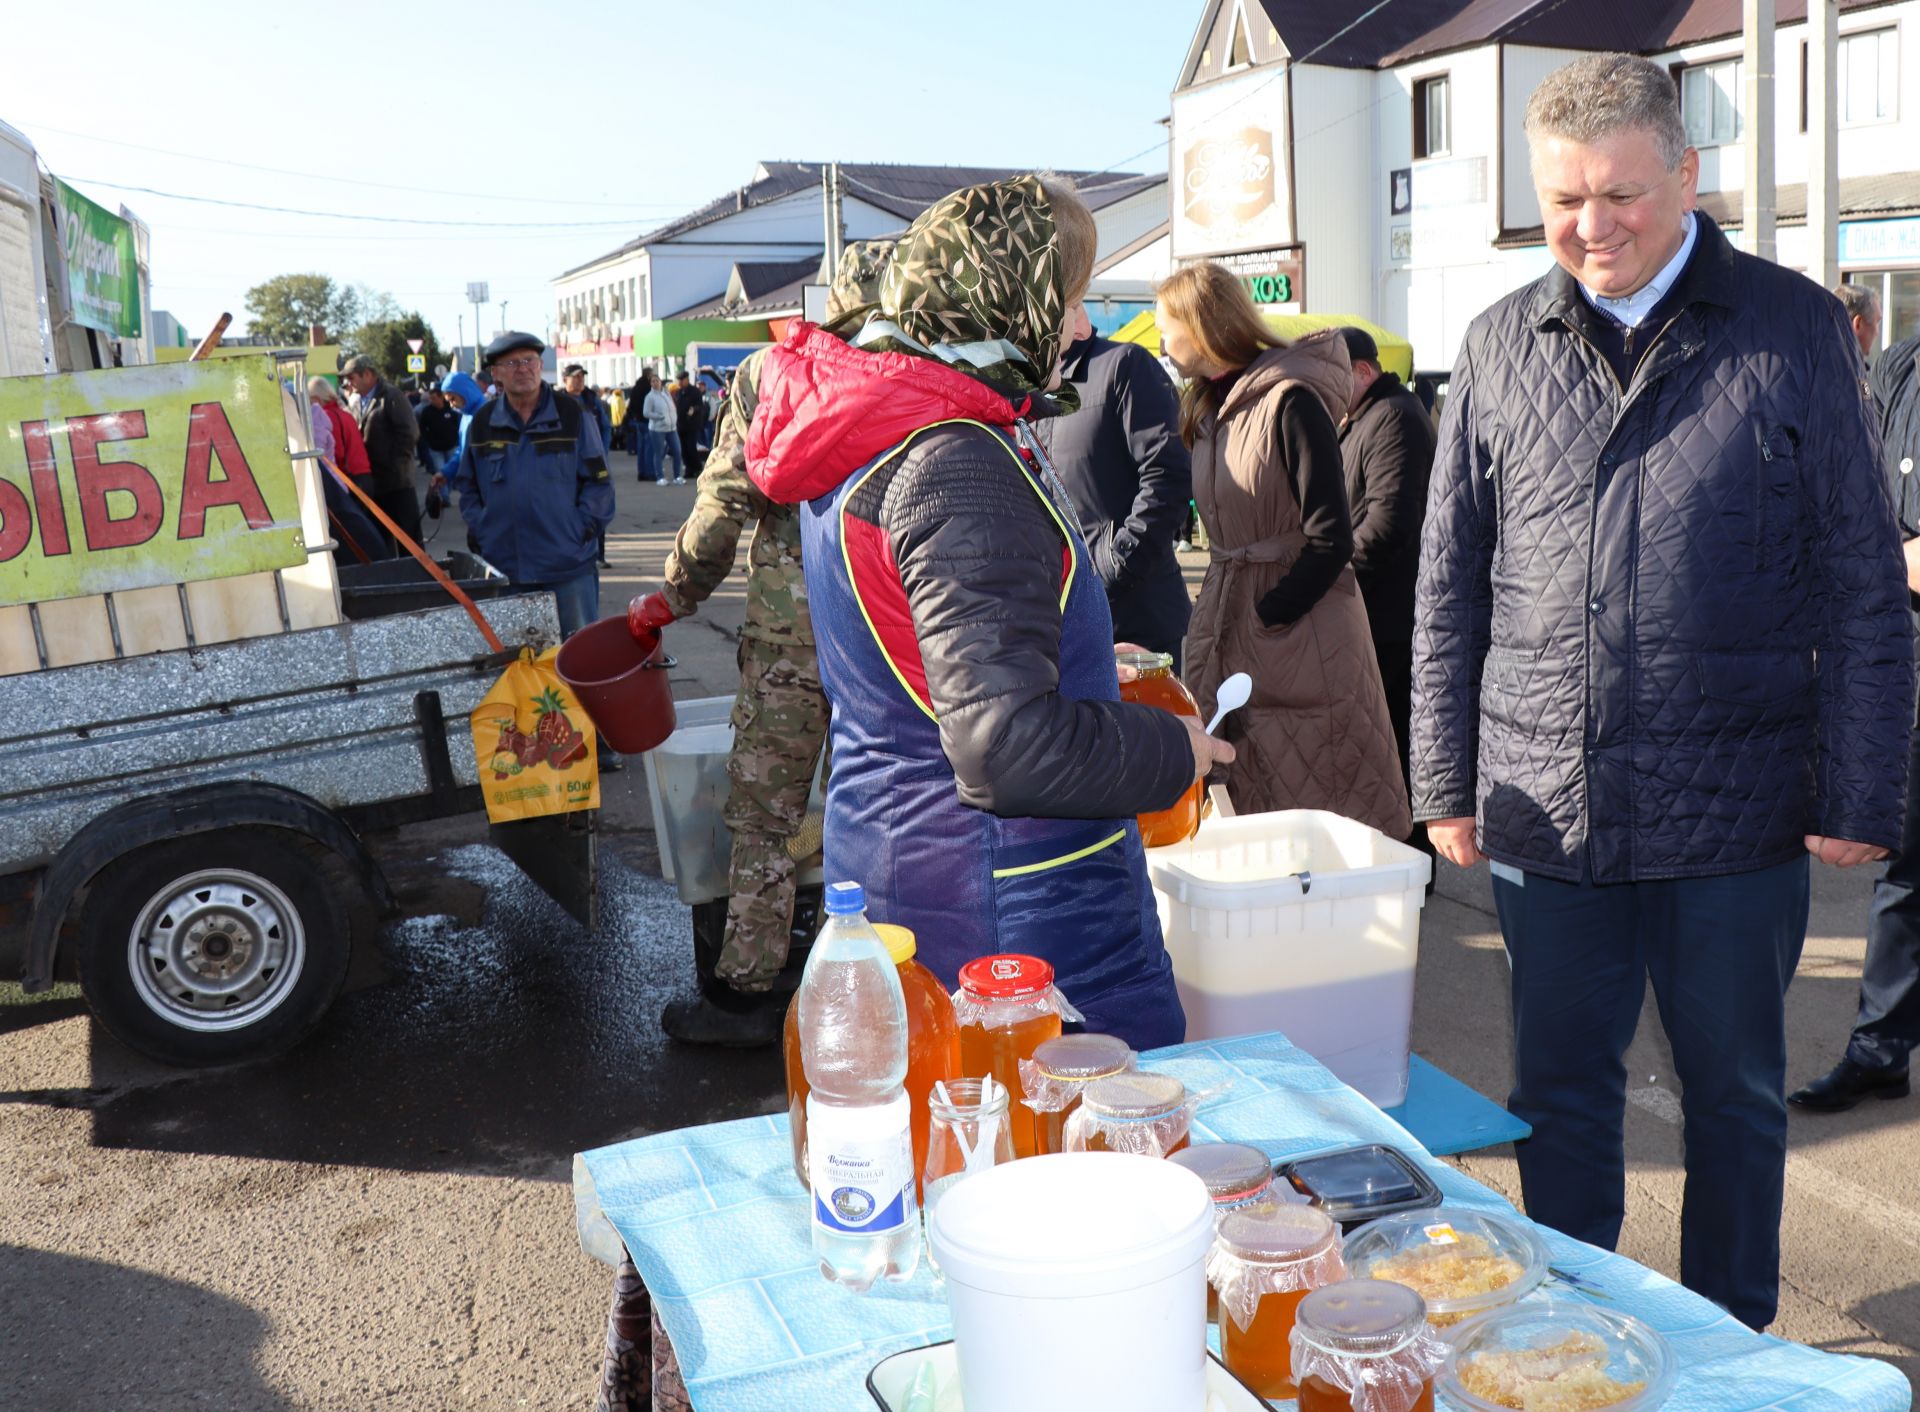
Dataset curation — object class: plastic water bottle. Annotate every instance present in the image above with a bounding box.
[797,881,920,1290]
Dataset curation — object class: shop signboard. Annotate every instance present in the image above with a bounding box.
[1171,69,1292,259]
[1210,248,1306,307]
[1839,217,1920,266]
[0,355,306,607]
[52,179,141,339]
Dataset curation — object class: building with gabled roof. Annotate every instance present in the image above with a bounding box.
[1168,0,1920,372]
[550,162,1168,386]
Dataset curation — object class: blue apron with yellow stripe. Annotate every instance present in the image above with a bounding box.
[800,419,1186,1050]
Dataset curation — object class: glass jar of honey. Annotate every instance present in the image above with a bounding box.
[783,923,961,1196]
[1063,1071,1194,1157]
[1209,1205,1346,1399]
[1116,650,1203,847]
[1022,1032,1133,1156]
[953,954,1073,1159]
[1174,1142,1290,1322]
[1290,1279,1449,1412]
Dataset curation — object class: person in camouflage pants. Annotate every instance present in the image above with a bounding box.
[635,243,893,1045]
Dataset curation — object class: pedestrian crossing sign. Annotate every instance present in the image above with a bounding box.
[406,354,427,372]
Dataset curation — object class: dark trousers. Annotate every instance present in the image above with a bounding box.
[1491,855,1810,1330]
[371,485,422,553]
[1849,723,1920,1071]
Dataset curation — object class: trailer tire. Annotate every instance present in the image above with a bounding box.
[75,830,351,1066]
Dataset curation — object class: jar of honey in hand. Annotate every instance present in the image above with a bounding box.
[953,954,1070,1159]
[1210,1204,1346,1399]
[1290,1279,1448,1412]
[1025,1032,1132,1156]
[782,923,960,1196]
[1116,650,1203,847]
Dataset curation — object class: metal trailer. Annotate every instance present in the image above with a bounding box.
[0,592,598,1065]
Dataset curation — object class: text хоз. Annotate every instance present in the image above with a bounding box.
[0,403,274,563]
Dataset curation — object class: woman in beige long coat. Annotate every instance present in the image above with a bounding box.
[1156,264,1411,839]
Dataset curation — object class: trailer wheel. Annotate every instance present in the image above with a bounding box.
[75,831,351,1066]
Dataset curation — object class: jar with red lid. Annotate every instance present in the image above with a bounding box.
[952,954,1079,1159]
[1290,1278,1449,1412]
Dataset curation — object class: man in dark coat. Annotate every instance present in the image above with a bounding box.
[1335,326,1434,838]
[1792,329,1920,1113]
[342,354,421,551]
[1411,54,1912,1332]
[1044,315,1194,665]
[674,373,709,478]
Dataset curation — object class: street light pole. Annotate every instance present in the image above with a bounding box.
[1807,0,1840,288]
[1742,0,1777,262]
[499,300,510,334]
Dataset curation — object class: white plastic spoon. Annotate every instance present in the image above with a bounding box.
[1204,673,1252,735]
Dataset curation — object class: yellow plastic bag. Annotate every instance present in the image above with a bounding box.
[470,646,600,823]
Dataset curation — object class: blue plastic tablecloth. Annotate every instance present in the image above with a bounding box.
[575,1031,1912,1412]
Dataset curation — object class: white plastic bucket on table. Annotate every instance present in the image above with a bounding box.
[1148,809,1432,1107]
[927,1152,1214,1412]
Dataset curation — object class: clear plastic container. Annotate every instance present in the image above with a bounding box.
[1209,1204,1348,1399]
[796,882,919,1290]
[1341,1208,1550,1328]
[1063,1071,1195,1157]
[1440,1300,1675,1412]
[785,923,961,1199]
[1023,1032,1133,1156]
[1291,1279,1449,1412]
[953,954,1076,1159]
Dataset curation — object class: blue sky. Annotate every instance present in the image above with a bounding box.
[9,0,1201,350]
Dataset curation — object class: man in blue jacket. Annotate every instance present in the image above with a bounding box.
[1411,54,1913,1331]
[451,332,614,639]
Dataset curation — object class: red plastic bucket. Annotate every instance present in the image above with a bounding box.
[554,616,677,754]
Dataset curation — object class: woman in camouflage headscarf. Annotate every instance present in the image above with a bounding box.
[744,176,1232,1051]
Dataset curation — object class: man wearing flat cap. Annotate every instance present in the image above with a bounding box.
[451,332,614,641]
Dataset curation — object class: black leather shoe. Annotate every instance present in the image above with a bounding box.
[660,994,784,1048]
[1788,1057,1911,1112]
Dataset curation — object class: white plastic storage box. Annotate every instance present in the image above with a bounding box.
[1147,810,1432,1107]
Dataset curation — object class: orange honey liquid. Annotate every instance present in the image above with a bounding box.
[958,1009,1061,1158]
[783,956,960,1197]
[1222,1288,1311,1399]
[1083,1127,1191,1157]
[1037,1101,1079,1158]
[1298,1375,1434,1412]
[1119,665,1203,847]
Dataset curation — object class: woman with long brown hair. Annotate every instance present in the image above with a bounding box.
[1156,263,1410,838]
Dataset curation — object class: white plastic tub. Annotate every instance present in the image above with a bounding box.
[928,1152,1215,1412]
[1147,809,1431,1107]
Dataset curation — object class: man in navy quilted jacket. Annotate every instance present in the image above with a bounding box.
[1411,53,1913,1331]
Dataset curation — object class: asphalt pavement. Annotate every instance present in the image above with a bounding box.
[1,446,1915,1407]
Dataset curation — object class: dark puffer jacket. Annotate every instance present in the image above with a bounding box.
[1872,332,1920,661]
[1412,215,1913,882]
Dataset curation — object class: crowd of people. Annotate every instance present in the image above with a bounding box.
[624,50,1920,1342]
[300,48,1920,1340]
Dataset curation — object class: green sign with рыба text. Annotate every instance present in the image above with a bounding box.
[53,178,141,339]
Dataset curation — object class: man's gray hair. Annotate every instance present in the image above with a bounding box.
[1834,282,1881,321]
[1525,52,1690,172]
[340,353,379,377]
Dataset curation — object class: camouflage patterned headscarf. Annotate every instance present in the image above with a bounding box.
[860,174,1077,413]
[820,239,895,335]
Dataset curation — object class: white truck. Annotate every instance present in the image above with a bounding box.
[0,120,594,1066]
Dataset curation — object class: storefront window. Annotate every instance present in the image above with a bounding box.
[1886,270,1920,349]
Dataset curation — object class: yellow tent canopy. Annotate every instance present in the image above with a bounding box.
[1110,310,1413,382]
